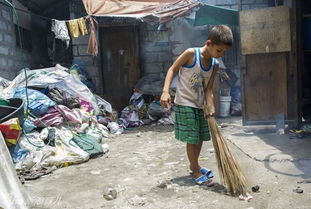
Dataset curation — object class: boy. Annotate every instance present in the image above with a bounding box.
[160,25,233,185]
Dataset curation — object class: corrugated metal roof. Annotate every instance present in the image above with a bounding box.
[82,0,201,23]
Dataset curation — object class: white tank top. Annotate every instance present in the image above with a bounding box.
[174,48,216,109]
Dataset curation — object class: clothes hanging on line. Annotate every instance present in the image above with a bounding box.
[78,18,88,36]
[68,18,88,38]
[51,19,70,48]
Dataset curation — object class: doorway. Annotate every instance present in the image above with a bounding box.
[100,26,140,111]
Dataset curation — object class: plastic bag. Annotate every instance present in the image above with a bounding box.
[13,88,56,116]
[71,134,103,158]
[96,95,112,114]
[147,101,167,120]
[107,122,123,134]
[2,65,99,114]
[230,87,241,116]
[48,87,80,109]
[0,118,22,145]
[129,92,144,109]
[23,119,37,133]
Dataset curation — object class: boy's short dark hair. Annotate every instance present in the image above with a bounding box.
[208,25,233,46]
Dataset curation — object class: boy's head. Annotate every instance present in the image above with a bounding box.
[206,25,233,58]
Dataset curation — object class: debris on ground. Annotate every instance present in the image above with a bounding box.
[251,185,260,192]
[103,185,117,200]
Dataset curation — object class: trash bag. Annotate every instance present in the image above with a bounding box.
[23,119,37,133]
[230,87,241,116]
[147,101,167,120]
[71,134,103,158]
[54,105,82,124]
[2,65,99,114]
[0,118,22,145]
[96,95,112,114]
[48,87,80,109]
[107,122,123,134]
[129,92,144,109]
[34,107,64,127]
[13,88,56,117]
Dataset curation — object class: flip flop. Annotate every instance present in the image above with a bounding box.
[192,175,215,187]
[190,168,214,178]
[200,168,214,179]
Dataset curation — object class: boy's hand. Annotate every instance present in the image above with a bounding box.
[160,91,171,108]
[203,104,215,119]
[203,90,215,119]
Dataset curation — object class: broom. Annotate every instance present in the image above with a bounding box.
[203,68,249,196]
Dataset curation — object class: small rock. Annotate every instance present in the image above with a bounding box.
[157,182,167,189]
[293,188,303,194]
[128,195,147,206]
[212,200,218,204]
[103,185,117,200]
[90,170,101,175]
[251,185,260,192]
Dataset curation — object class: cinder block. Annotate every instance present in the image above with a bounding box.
[2,9,12,22]
[72,45,78,56]
[72,35,89,45]
[78,45,89,56]
[0,21,7,30]
[242,0,255,4]
[144,52,159,63]
[0,46,9,55]
[4,34,13,43]
[157,52,172,62]
[143,63,164,73]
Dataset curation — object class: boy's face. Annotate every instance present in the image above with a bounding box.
[206,40,230,58]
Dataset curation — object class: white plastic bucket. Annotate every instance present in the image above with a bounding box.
[219,96,231,117]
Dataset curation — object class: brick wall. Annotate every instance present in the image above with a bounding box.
[0,3,49,80]
[139,23,172,79]
[70,0,101,93]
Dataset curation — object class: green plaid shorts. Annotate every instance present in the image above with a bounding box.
[174,104,210,144]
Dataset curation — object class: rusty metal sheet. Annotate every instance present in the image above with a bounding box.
[240,6,291,55]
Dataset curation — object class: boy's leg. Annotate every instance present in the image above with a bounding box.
[187,141,203,179]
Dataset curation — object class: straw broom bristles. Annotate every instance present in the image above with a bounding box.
[203,68,249,196]
[207,116,248,196]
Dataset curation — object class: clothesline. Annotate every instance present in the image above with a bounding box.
[0,1,91,22]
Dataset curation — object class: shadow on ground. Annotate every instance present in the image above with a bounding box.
[220,117,311,179]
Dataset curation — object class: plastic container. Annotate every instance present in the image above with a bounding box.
[0,98,24,124]
[219,96,231,117]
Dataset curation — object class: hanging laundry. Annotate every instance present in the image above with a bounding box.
[51,19,70,47]
[67,19,80,38]
[86,16,98,56]
[78,18,88,36]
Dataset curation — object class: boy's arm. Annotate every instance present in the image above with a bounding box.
[203,60,219,117]
[160,49,194,108]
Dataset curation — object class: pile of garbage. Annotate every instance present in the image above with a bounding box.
[0,65,175,181]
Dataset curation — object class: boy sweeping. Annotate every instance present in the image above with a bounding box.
[160,25,233,185]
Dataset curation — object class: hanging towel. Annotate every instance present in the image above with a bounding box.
[51,19,70,47]
[67,19,80,38]
[86,16,98,56]
[78,18,88,36]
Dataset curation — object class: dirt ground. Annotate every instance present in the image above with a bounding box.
[24,118,311,209]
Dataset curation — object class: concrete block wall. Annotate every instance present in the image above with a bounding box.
[70,0,102,93]
[0,4,49,81]
[139,23,172,79]
[0,4,31,80]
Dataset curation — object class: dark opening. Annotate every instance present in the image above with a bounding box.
[300,1,311,121]
[15,25,32,51]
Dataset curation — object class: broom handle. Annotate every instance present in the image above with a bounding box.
[203,63,219,117]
